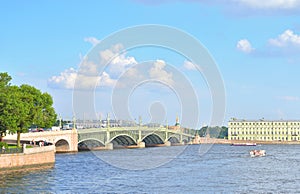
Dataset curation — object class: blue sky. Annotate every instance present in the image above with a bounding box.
[1,0,300,128]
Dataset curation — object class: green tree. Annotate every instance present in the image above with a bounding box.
[0,72,12,88]
[197,126,208,137]
[19,85,56,129]
[6,86,31,147]
[219,126,228,139]
[0,73,12,141]
[197,126,228,139]
[0,73,57,147]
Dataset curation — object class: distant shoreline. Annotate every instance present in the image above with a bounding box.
[195,137,300,145]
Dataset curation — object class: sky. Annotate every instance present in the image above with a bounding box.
[1,0,300,128]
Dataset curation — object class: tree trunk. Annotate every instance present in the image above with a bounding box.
[17,131,21,147]
[0,131,4,142]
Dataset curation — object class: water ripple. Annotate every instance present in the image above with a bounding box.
[1,144,300,193]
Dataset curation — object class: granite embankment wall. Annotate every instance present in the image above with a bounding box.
[197,137,231,144]
[0,145,55,170]
[198,137,300,144]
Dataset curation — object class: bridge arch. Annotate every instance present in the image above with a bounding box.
[142,133,164,146]
[55,139,70,152]
[78,138,105,145]
[168,136,180,144]
[110,134,137,147]
[182,139,189,144]
[78,138,105,150]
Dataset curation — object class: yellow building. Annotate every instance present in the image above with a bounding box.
[228,119,300,142]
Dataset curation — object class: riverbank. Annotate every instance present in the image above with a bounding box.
[0,145,55,171]
[195,137,300,145]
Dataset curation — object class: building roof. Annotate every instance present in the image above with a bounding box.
[229,119,300,122]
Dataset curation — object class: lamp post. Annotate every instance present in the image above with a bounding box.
[106,113,110,142]
[59,114,62,129]
[99,113,102,128]
[72,116,76,130]
[165,119,169,142]
[138,116,142,142]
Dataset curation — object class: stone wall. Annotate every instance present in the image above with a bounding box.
[0,145,55,169]
[197,137,231,144]
[196,137,300,145]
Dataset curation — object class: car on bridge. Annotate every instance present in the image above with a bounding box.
[28,128,44,132]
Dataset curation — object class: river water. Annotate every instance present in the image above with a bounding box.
[1,144,300,193]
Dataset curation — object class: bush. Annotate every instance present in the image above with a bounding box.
[0,142,8,149]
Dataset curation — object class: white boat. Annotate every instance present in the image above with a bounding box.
[250,150,266,157]
[231,143,257,146]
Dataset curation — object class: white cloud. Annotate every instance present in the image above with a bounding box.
[48,43,138,90]
[279,96,300,101]
[183,60,197,71]
[138,0,300,9]
[48,67,116,90]
[98,72,116,87]
[84,37,100,46]
[269,30,300,47]
[48,68,77,89]
[149,60,174,86]
[237,39,254,53]
[135,0,300,15]
[99,44,123,64]
[109,55,137,76]
[100,44,137,76]
[235,0,300,10]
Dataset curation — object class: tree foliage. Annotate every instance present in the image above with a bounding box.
[0,73,12,140]
[0,72,12,88]
[197,126,228,139]
[0,73,57,146]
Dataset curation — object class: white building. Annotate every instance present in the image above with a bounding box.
[228,119,300,142]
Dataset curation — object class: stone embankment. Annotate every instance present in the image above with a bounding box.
[192,137,300,145]
[0,145,55,170]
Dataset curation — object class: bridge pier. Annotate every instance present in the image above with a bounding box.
[105,143,114,150]
[164,141,171,146]
[137,141,145,148]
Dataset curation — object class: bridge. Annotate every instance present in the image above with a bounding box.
[3,126,194,152]
[78,126,194,150]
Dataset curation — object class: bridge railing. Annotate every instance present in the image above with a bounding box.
[77,127,194,138]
